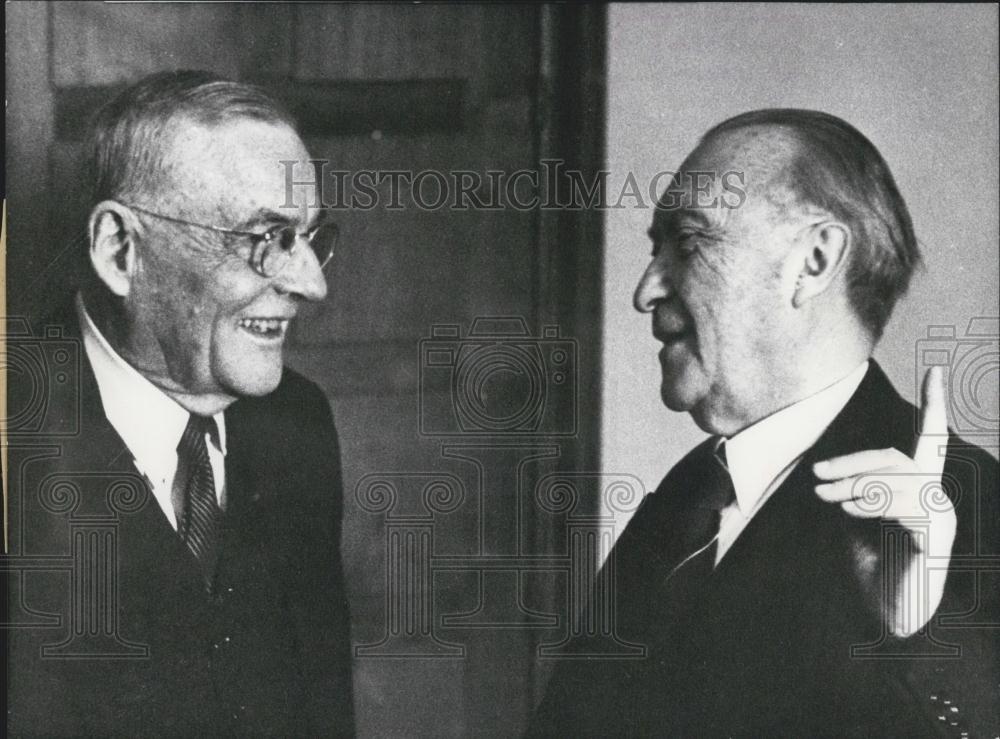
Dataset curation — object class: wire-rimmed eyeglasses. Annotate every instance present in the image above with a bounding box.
[121,202,338,278]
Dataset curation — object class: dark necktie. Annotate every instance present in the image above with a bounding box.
[174,413,221,587]
[653,441,737,620]
[678,442,736,572]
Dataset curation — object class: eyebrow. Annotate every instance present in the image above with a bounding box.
[647,208,712,242]
[234,208,291,230]
[236,207,321,232]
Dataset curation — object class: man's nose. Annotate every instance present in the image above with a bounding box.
[272,241,328,301]
[633,259,670,313]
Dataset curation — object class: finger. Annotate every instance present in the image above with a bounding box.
[832,485,926,520]
[914,366,948,474]
[813,449,910,480]
[816,478,859,503]
[840,499,892,519]
[815,469,899,503]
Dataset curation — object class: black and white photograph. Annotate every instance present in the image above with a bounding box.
[3,3,998,737]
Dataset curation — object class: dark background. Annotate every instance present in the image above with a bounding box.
[5,3,606,736]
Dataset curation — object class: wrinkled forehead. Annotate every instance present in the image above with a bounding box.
[651,126,800,232]
[156,116,316,224]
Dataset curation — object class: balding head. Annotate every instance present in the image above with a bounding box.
[636,110,905,433]
[697,110,920,340]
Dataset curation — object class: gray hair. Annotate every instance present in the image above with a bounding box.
[88,70,297,206]
[705,109,920,340]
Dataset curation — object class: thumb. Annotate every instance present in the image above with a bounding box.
[914,365,948,473]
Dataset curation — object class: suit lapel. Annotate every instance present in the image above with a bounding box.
[620,438,718,583]
[710,361,916,581]
[48,301,209,602]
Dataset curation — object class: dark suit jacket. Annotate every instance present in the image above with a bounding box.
[532,362,999,737]
[5,306,355,736]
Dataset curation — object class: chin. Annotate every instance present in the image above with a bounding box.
[659,380,697,413]
[660,379,725,433]
[220,364,284,397]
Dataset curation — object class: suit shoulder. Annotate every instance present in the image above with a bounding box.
[948,435,999,467]
[946,434,999,541]
[944,434,998,499]
[226,368,338,464]
[274,366,329,405]
[650,436,717,496]
[247,367,334,425]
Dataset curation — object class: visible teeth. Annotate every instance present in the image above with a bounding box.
[239,318,287,334]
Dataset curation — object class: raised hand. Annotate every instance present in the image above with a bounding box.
[813,366,954,636]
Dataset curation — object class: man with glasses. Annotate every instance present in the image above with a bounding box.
[7,71,354,735]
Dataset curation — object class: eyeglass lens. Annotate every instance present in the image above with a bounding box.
[261,223,337,276]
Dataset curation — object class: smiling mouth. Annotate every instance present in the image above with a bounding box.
[238,317,290,339]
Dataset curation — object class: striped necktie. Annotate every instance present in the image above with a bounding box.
[174,413,221,587]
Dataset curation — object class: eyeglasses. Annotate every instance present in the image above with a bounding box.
[121,203,338,278]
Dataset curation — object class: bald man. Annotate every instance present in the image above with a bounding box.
[531,110,998,737]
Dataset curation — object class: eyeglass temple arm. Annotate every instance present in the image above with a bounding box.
[121,202,259,239]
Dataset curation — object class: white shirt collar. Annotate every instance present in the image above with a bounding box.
[75,294,227,486]
[721,361,869,517]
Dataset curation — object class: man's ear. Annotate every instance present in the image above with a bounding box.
[792,221,851,308]
[88,201,139,297]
